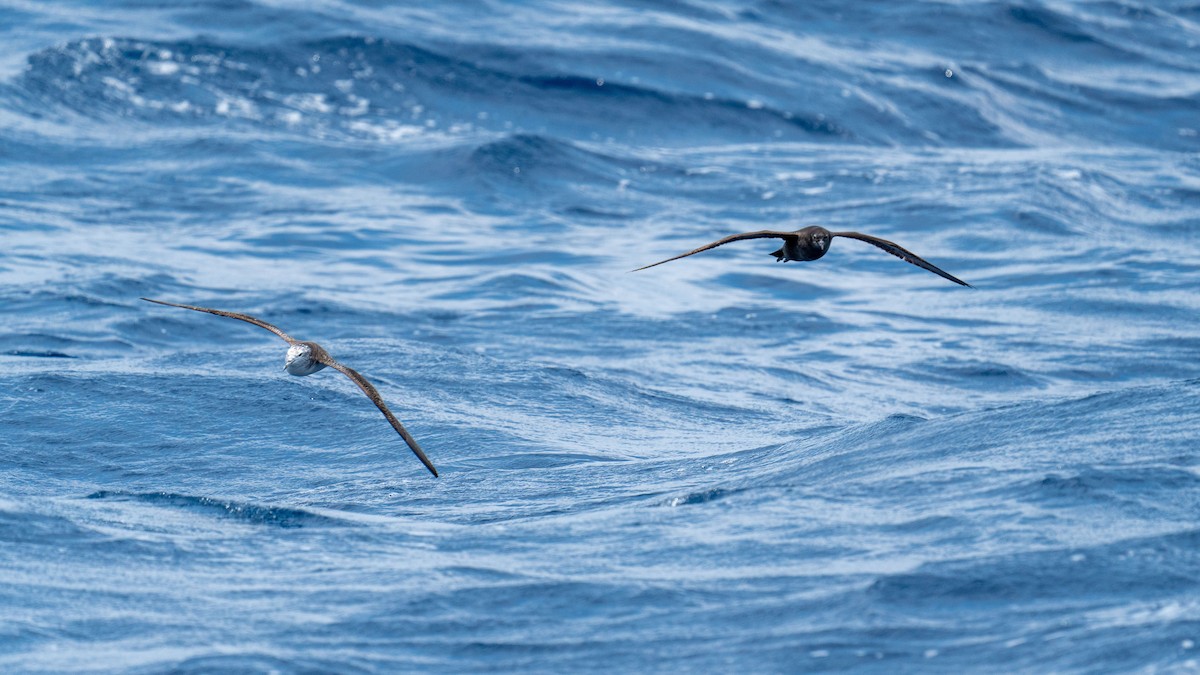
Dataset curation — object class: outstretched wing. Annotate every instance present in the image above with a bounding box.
[321,357,439,478]
[831,232,972,287]
[632,230,799,271]
[141,297,298,342]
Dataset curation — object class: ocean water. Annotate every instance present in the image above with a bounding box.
[2,0,1200,671]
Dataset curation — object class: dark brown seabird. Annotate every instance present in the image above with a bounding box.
[141,297,438,477]
[633,225,972,287]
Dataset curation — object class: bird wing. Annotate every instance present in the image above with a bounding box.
[831,232,972,287]
[632,230,800,271]
[141,297,298,342]
[320,356,440,478]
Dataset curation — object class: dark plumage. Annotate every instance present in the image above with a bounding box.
[633,225,971,287]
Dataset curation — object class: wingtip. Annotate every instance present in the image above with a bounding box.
[413,447,439,477]
[420,455,439,477]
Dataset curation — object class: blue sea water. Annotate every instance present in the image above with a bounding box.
[2,0,1200,671]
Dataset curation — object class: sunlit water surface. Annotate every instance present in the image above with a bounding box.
[2,1,1200,672]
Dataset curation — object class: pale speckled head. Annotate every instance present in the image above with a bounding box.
[284,343,326,376]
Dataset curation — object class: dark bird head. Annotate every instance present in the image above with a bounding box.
[805,226,832,259]
[769,226,832,262]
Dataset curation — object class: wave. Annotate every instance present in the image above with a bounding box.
[4,36,855,145]
[86,490,348,528]
[870,527,1200,604]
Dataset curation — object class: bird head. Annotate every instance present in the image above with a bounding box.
[284,343,318,376]
[811,227,831,252]
[795,225,832,261]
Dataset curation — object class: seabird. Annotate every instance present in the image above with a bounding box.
[633,225,971,287]
[141,297,438,477]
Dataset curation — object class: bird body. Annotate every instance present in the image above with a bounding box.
[768,225,831,262]
[634,225,970,287]
[141,297,438,477]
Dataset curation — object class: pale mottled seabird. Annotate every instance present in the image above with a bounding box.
[141,297,438,477]
[633,225,972,287]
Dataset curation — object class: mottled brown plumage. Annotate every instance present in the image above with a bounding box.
[141,297,438,477]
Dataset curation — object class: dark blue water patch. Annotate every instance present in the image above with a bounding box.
[4,369,357,478]
[434,347,776,431]
[657,485,747,507]
[683,305,850,339]
[1038,294,1200,325]
[151,654,373,675]
[3,348,75,359]
[0,5,37,31]
[0,333,132,360]
[0,507,103,547]
[869,527,1200,606]
[0,504,186,563]
[230,225,413,253]
[876,514,964,534]
[1020,466,1200,519]
[1035,466,1200,498]
[709,272,847,301]
[464,451,622,470]
[899,357,1046,391]
[556,204,638,222]
[464,133,648,193]
[434,269,590,302]
[1007,203,1083,237]
[756,364,840,392]
[754,3,1200,151]
[751,380,1200,494]
[1007,4,1117,47]
[164,0,363,39]
[85,490,348,529]
[759,1,1198,69]
[327,578,724,653]
[3,285,145,314]
[993,72,1196,151]
[519,72,851,140]
[423,248,603,269]
[429,305,853,361]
